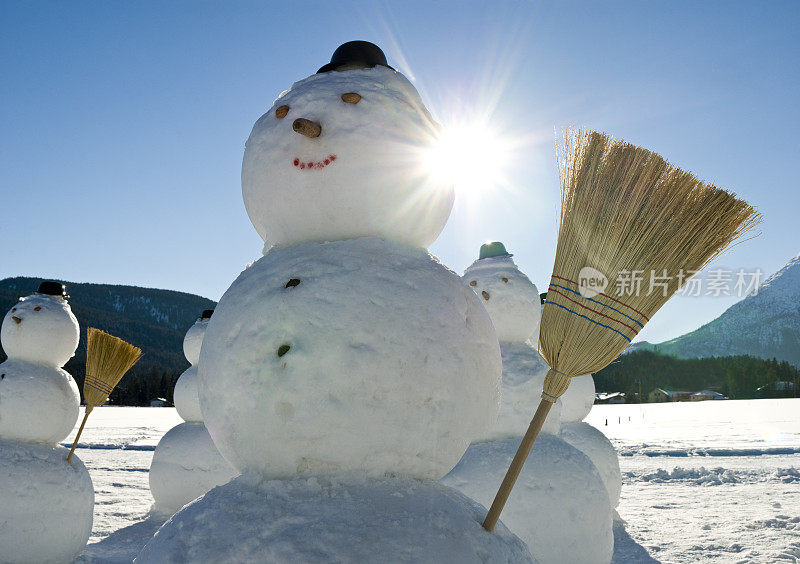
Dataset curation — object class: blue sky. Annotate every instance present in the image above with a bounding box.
[1,1,798,343]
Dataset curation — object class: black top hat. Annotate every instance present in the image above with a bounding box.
[38,281,68,298]
[317,41,394,74]
[201,309,214,320]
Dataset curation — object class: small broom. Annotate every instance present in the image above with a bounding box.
[482,129,760,530]
[67,328,142,463]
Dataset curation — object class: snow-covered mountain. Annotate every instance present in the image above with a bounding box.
[636,253,800,367]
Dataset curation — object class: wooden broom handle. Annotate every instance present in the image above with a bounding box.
[483,369,571,531]
[67,406,93,463]
[483,398,552,530]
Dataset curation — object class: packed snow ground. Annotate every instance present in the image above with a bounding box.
[69,399,799,563]
[587,399,800,563]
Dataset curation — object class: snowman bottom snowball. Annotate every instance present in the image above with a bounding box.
[136,475,534,563]
[198,238,502,480]
[0,440,94,564]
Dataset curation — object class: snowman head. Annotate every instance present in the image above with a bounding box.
[242,42,454,251]
[183,309,213,365]
[1,282,79,367]
[463,243,542,343]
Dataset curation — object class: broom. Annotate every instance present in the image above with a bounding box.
[66,328,142,463]
[482,129,760,530]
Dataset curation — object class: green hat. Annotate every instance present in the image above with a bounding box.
[479,241,512,260]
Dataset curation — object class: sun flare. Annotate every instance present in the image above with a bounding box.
[425,121,513,199]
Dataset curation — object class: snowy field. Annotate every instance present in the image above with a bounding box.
[586,399,800,563]
[68,399,800,563]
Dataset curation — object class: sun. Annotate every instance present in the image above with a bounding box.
[425,120,513,199]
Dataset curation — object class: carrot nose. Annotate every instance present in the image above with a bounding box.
[12,316,21,324]
[292,118,321,138]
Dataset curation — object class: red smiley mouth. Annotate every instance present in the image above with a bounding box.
[293,154,337,171]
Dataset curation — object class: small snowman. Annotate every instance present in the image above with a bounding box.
[461,241,559,438]
[0,281,94,563]
[148,309,237,515]
[441,244,615,564]
[139,42,532,562]
[462,242,620,508]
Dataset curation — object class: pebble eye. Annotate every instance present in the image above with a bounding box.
[34,306,41,311]
[501,277,509,283]
[469,281,477,287]
[341,92,361,104]
[275,105,290,119]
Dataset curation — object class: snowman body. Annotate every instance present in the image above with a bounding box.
[200,238,500,480]
[149,315,237,515]
[445,251,615,563]
[200,63,500,481]
[0,287,93,563]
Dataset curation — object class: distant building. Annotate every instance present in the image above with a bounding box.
[150,397,169,407]
[648,388,693,403]
[756,381,797,398]
[595,392,626,404]
[690,390,728,401]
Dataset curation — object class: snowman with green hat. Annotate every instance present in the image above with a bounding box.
[440,242,616,563]
[464,243,622,511]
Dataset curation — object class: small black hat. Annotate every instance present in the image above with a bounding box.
[201,309,214,320]
[317,41,394,74]
[38,281,68,298]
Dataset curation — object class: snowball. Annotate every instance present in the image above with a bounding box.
[199,238,501,480]
[560,374,596,423]
[182,318,208,366]
[1,294,79,367]
[149,422,238,515]
[0,359,80,443]
[442,434,613,564]
[173,366,202,422]
[560,422,622,507]
[463,256,541,343]
[478,342,561,441]
[136,475,534,563]
[0,439,93,563]
[242,67,454,250]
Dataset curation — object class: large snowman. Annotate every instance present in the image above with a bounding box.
[138,42,532,562]
[442,243,618,564]
[148,309,237,515]
[0,282,94,563]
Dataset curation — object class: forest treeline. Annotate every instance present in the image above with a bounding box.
[595,350,800,401]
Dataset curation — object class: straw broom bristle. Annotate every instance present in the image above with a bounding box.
[539,129,761,377]
[83,327,142,410]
